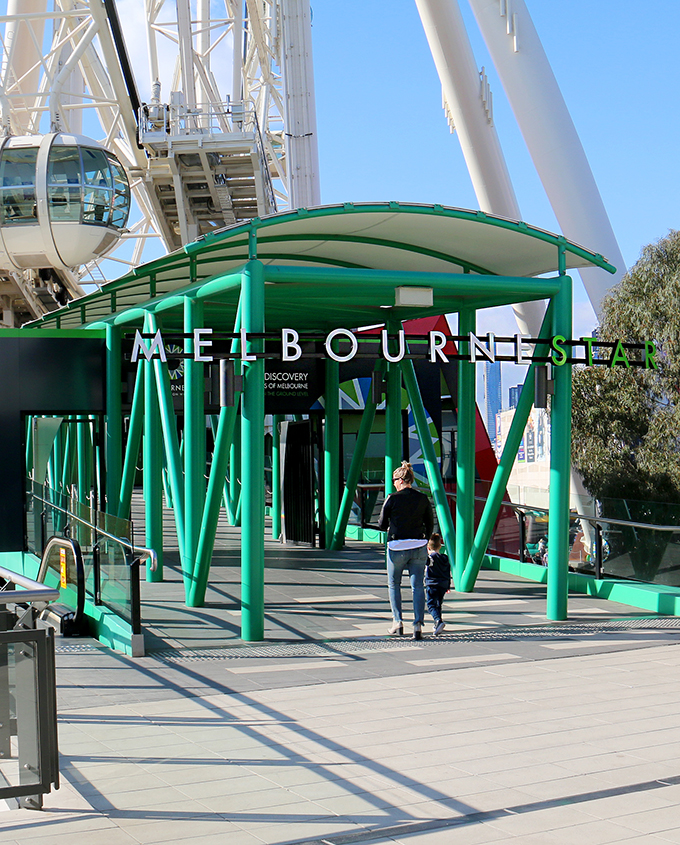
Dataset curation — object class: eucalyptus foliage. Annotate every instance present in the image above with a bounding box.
[571,229,680,506]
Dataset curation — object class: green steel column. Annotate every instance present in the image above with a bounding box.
[324,360,340,548]
[240,260,265,641]
[184,297,207,598]
[105,324,122,512]
[144,355,164,582]
[272,414,283,540]
[547,273,573,620]
[456,309,476,589]
[401,359,456,557]
[458,303,555,592]
[117,363,145,519]
[385,358,402,496]
[331,390,379,550]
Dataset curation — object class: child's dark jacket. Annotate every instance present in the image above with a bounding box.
[425,551,451,590]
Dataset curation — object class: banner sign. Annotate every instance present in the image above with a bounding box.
[127,329,659,370]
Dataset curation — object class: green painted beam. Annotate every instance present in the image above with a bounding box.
[330,389,379,551]
[105,324,122,511]
[240,260,266,642]
[384,329,402,490]
[188,404,239,606]
[189,305,243,604]
[117,364,144,519]
[263,265,563,298]
[547,271,572,620]
[324,361,340,549]
[458,302,556,592]
[400,358,456,558]
[144,355,164,582]
[456,309,476,590]
[184,297,206,599]
[147,312,187,582]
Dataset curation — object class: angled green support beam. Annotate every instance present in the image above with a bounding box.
[188,306,243,606]
[547,270,572,620]
[330,370,382,551]
[188,404,240,607]
[144,355,164,582]
[240,259,266,642]
[147,311,187,582]
[272,414,283,541]
[105,324,122,511]
[118,364,144,519]
[400,358,456,558]
[324,361,340,549]
[229,420,242,526]
[456,309,476,589]
[458,302,556,592]
[184,297,206,597]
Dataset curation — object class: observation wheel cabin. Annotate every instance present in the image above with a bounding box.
[0,133,131,272]
[27,203,616,641]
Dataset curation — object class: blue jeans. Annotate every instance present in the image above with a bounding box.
[386,544,427,626]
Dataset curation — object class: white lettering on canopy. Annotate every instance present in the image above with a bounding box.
[281,328,302,361]
[429,331,449,363]
[131,329,167,363]
[194,327,213,362]
[325,328,359,363]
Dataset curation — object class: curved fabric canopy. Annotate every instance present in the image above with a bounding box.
[28,202,616,331]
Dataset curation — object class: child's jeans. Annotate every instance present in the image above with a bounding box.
[426,585,447,622]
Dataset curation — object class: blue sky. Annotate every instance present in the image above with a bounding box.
[312,0,680,343]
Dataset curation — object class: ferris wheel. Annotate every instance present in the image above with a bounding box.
[0,0,621,331]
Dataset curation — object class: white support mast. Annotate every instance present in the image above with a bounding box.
[467,0,626,314]
[280,0,320,208]
[415,0,544,334]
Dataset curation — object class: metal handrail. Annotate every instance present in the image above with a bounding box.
[444,490,680,534]
[30,490,158,571]
[0,566,60,605]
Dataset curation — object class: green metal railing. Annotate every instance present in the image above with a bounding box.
[26,480,157,636]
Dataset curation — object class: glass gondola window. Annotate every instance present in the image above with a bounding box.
[81,147,113,225]
[0,147,38,225]
[47,146,81,222]
[109,156,130,228]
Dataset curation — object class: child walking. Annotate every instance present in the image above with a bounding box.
[426,533,451,636]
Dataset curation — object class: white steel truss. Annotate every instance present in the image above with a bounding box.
[0,0,319,324]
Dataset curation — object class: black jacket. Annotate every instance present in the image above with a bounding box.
[425,551,451,589]
[378,486,434,542]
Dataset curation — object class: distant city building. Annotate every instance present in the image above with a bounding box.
[484,361,502,445]
[508,384,522,409]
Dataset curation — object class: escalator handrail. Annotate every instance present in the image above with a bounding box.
[38,536,86,623]
[0,566,60,605]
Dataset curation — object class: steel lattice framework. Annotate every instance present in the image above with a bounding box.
[0,0,318,324]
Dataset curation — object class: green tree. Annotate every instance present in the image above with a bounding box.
[571,230,680,578]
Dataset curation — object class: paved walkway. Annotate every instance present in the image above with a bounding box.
[3,526,680,844]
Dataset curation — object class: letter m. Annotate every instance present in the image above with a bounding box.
[131,329,167,363]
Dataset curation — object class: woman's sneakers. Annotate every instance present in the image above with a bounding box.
[433,619,446,636]
[387,621,404,636]
[412,622,423,641]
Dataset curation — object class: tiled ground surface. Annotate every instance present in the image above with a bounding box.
[3,516,680,844]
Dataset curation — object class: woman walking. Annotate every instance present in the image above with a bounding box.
[378,461,434,640]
